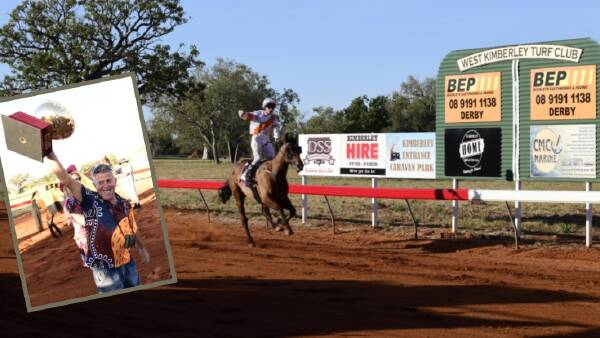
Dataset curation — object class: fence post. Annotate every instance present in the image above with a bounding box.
[301,175,308,224]
[372,177,378,227]
[586,182,592,248]
[452,178,459,233]
[514,180,522,233]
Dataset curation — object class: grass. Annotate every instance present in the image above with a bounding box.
[154,158,600,238]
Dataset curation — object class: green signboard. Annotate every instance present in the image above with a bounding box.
[437,38,600,181]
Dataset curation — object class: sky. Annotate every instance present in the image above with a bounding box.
[0,76,149,191]
[0,0,599,118]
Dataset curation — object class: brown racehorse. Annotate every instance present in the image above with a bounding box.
[218,134,304,247]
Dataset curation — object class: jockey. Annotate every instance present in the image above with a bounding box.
[238,97,281,187]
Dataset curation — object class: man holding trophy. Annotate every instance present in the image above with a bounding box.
[3,103,150,293]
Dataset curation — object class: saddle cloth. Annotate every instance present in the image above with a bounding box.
[240,160,264,184]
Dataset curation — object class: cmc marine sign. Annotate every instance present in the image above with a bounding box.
[530,124,596,178]
[445,128,502,177]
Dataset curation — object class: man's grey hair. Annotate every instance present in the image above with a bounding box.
[91,164,113,177]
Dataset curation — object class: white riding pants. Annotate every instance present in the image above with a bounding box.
[251,136,275,165]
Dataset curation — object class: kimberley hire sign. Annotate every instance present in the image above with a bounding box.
[339,133,386,176]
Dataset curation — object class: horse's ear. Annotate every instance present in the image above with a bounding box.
[284,132,298,144]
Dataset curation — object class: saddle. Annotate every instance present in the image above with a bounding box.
[240,160,264,184]
[240,160,264,203]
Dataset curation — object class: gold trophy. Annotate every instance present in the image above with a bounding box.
[2,101,74,161]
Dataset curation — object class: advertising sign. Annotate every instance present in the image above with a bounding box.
[339,133,386,176]
[530,124,596,178]
[298,134,341,176]
[386,133,435,179]
[444,72,501,123]
[445,128,502,177]
[530,65,596,120]
[457,44,582,71]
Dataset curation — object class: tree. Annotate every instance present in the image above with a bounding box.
[387,76,436,132]
[147,113,181,157]
[337,95,389,133]
[274,88,302,135]
[301,106,344,134]
[0,0,202,104]
[341,95,369,133]
[151,59,300,164]
[8,173,32,194]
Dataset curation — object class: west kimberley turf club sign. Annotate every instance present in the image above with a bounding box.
[298,133,436,178]
[438,38,600,181]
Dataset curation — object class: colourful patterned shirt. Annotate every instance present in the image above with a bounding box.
[80,185,138,269]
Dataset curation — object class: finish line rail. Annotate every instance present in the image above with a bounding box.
[157,179,599,247]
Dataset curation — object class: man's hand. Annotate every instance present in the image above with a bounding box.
[45,150,82,201]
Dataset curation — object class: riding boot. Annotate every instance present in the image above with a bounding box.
[244,163,255,187]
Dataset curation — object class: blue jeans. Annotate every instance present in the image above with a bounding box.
[91,259,140,293]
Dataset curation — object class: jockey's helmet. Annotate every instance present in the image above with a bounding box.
[262,98,276,108]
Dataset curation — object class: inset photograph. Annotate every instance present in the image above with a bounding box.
[0,74,176,312]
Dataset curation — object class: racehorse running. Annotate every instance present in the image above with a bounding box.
[218,134,304,247]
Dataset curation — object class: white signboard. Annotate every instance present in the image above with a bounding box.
[387,133,436,179]
[457,44,582,71]
[339,133,386,177]
[298,134,342,176]
[530,124,596,178]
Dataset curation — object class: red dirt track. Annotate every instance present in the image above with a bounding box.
[2,200,600,337]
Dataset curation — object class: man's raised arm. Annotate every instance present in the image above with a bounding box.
[46,151,82,201]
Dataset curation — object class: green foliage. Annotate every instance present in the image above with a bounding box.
[149,59,300,162]
[386,76,436,132]
[0,0,202,104]
[8,173,32,194]
[557,223,574,234]
[300,106,344,134]
[301,75,435,134]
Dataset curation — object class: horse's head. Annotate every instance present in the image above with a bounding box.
[281,133,304,173]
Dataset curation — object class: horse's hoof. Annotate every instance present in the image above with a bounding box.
[275,225,284,232]
[248,242,256,248]
[284,229,293,236]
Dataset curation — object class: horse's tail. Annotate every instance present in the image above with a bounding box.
[217,179,232,204]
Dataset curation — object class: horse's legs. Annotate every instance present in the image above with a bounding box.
[277,208,293,236]
[47,211,61,238]
[234,190,255,247]
[282,196,296,221]
[262,206,277,230]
